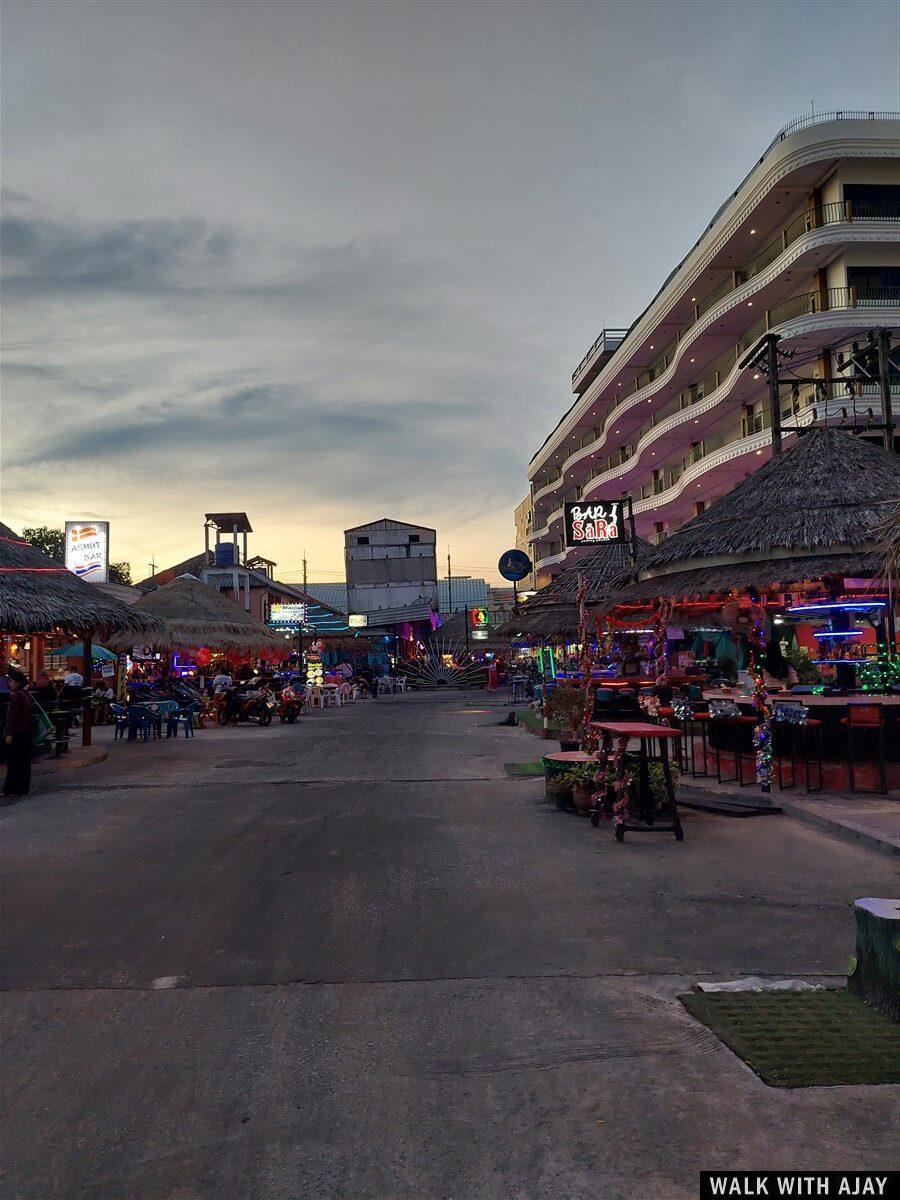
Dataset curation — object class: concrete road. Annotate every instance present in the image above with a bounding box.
[1,692,896,1199]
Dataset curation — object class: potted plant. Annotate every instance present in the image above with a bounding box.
[545,681,584,750]
[546,772,573,809]
[566,762,600,815]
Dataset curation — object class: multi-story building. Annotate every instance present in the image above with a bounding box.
[526,111,900,586]
[345,517,438,617]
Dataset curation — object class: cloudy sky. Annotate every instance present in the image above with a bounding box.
[3,0,898,585]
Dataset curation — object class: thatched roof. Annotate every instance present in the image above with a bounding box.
[105,575,287,653]
[500,539,650,639]
[0,522,162,637]
[602,428,899,608]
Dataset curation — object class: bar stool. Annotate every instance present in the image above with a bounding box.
[671,696,710,777]
[840,704,887,794]
[773,703,824,793]
[709,700,757,786]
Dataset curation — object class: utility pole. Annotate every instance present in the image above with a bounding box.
[302,551,307,594]
[148,556,157,580]
[766,334,782,456]
[447,549,453,614]
[877,329,895,452]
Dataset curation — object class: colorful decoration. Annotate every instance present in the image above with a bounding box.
[749,604,773,792]
[576,573,598,754]
[858,645,900,692]
[651,596,672,682]
[610,735,630,826]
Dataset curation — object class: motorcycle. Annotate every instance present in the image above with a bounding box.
[218,685,276,727]
[278,683,302,724]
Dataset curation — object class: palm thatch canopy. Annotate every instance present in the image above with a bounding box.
[105,575,287,654]
[602,428,900,607]
[500,539,649,639]
[0,522,162,637]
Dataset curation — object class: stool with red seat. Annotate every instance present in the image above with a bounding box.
[840,704,887,794]
[708,699,758,786]
[671,696,711,778]
[773,702,823,793]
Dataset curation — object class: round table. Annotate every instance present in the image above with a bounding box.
[593,721,684,842]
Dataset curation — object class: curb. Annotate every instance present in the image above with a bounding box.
[778,798,899,859]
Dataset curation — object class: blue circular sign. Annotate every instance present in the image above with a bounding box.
[498,549,532,582]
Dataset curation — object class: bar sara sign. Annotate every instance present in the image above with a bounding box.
[563,501,626,547]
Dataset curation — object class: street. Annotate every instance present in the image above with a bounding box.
[1,692,897,1200]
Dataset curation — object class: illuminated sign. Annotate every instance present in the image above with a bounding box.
[348,613,368,628]
[563,501,627,547]
[65,521,109,583]
[269,602,307,627]
[498,549,532,582]
[472,629,489,641]
[470,607,491,629]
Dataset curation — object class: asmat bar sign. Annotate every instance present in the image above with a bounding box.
[563,501,626,548]
[64,521,109,583]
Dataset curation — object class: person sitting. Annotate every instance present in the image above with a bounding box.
[762,639,798,690]
[29,671,58,708]
[4,670,34,798]
[93,680,115,725]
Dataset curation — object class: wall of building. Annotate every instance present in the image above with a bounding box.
[345,521,438,614]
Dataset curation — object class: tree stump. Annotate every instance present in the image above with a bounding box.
[848,898,900,1021]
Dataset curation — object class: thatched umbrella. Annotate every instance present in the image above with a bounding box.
[602,428,900,606]
[0,522,160,638]
[500,539,649,640]
[106,574,287,655]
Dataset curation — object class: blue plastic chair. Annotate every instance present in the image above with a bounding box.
[167,703,198,738]
[110,703,130,741]
[127,704,158,742]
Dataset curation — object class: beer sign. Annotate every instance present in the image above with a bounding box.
[563,501,626,547]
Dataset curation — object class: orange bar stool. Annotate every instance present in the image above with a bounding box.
[773,703,824,793]
[840,704,887,794]
[709,699,757,786]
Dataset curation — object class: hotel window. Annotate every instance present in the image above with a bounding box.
[356,536,369,546]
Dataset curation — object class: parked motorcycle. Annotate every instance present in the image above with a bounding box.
[278,683,302,724]
[218,685,276,727]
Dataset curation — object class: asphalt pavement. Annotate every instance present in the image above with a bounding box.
[1,691,896,1199]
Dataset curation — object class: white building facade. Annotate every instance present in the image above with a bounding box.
[525,111,900,587]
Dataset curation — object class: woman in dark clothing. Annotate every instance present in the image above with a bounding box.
[4,671,34,797]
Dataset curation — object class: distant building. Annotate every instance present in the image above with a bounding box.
[513,495,537,591]
[305,576,492,616]
[345,518,438,620]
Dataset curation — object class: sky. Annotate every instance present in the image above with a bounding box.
[3,0,898,586]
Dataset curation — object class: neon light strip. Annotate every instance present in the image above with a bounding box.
[812,630,863,638]
[811,659,872,665]
[788,602,886,614]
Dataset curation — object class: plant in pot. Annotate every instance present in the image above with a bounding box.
[546,772,574,810]
[546,681,584,750]
[566,762,600,815]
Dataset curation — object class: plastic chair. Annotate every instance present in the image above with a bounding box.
[306,686,325,710]
[167,703,198,738]
[395,676,407,694]
[110,703,130,741]
[127,704,158,742]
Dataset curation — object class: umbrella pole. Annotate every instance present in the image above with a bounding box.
[82,633,93,748]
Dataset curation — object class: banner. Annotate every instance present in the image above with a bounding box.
[64,521,109,583]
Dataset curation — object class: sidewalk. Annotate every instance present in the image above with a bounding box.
[678,773,899,858]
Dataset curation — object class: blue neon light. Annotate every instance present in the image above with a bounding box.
[812,630,862,639]
[787,601,886,615]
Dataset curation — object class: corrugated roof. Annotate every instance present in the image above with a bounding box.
[307,579,489,614]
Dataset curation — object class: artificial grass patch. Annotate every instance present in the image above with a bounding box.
[504,761,546,777]
[515,708,555,735]
[679,989,900,1088]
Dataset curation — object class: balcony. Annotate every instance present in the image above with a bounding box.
[565,196,899,427]
[531,283,900,515]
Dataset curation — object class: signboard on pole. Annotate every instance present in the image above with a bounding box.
[64,521,109,583]
[563,501,627,548]
[268,602,307,628]
[470,607,491,629]
[497,549,532,582]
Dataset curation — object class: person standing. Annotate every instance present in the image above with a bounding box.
[4,671,34,798]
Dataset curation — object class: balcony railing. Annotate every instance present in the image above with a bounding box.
[534,285,900,516]
[571,191,899,391]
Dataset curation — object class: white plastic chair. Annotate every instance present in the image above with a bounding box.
[395,676,407,693]
[307,686,325,710]
[379,677,394,695]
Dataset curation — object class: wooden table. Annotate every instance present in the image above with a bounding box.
[593,721,684,842]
